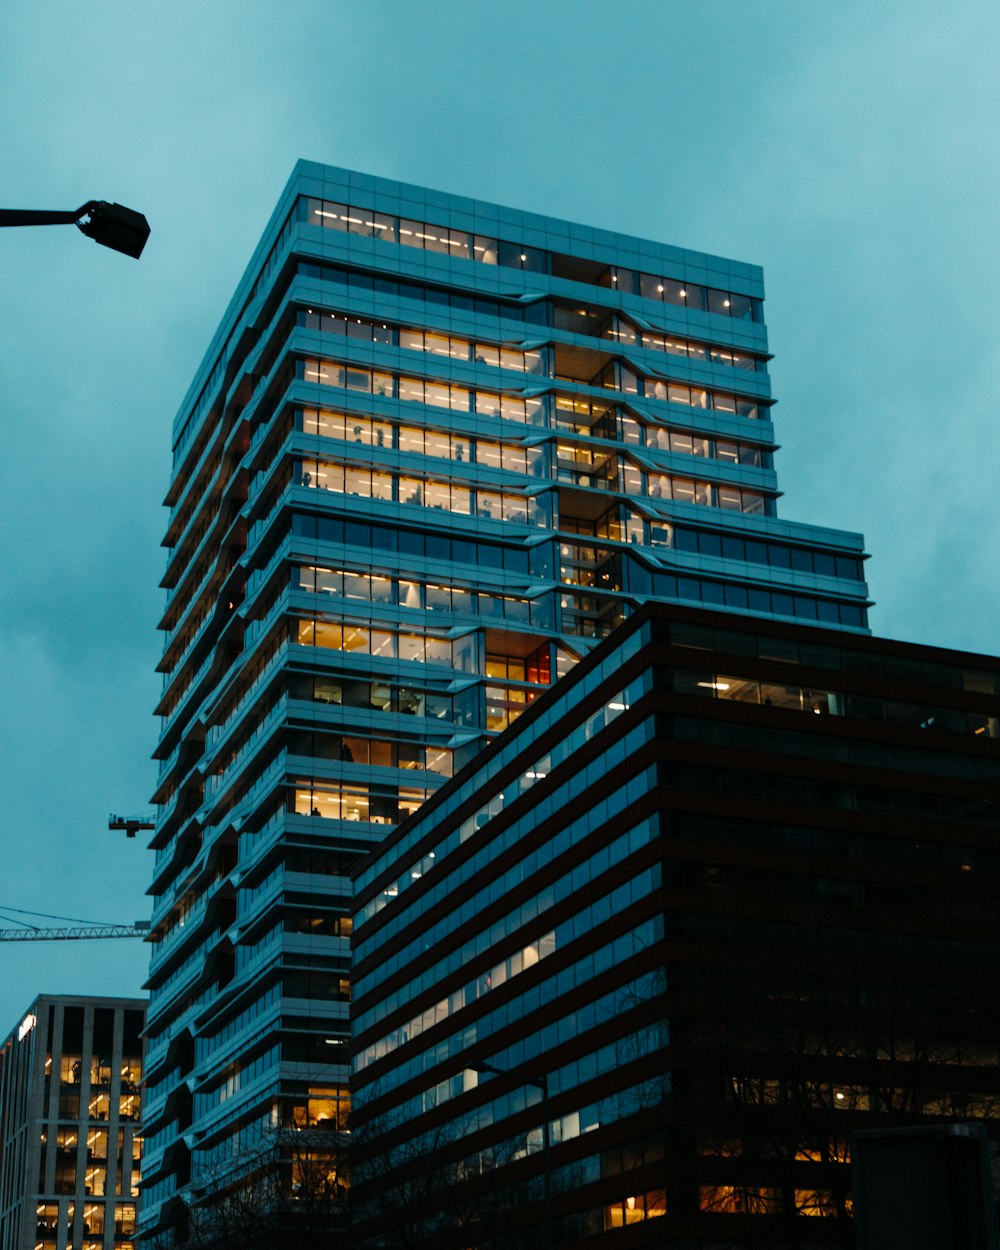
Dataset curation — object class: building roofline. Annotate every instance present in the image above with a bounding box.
[352,600,1000,881]
[0,994,146,1048]
[170,159,767,446]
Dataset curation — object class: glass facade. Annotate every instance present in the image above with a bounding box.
[143,163,870,1238]
[0,998,143,1250]
[351,604,1000,1248]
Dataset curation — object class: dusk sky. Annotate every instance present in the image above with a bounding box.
[1,0,997,1020]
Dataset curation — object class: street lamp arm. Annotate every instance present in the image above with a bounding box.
[0,206,93,227]
[471,1060,548,1093]
[469,1059,553,1250]
[0,201,149,258]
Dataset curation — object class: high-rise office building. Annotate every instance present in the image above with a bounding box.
[0,996,143,1250]
[142,163,870,1239]
[350,603,1000,1249]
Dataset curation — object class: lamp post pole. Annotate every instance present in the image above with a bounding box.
[472,1062,553,1250]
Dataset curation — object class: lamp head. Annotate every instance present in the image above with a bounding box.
[77,201,150,259]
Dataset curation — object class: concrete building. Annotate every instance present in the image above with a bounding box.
[350,603,1000,1249]
[0,997,143,1250]
[142,163,871,1239]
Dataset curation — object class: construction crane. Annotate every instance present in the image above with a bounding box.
[108,813,155,838]
[0,907,150,943]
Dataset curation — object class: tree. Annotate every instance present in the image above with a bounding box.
[348,1109,496,1250]
[149,1125,349,1250]
[674,926,1000,1246]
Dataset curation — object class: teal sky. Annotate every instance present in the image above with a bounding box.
[1,0,997,1017]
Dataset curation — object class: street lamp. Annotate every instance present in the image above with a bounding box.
[471,1061,553,1250]
[0,200,150,259]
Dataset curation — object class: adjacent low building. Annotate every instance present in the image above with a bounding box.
[350,603,1000,1249]
[0,997,144,1250]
